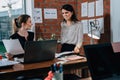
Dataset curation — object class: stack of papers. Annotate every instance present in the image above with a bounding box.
[56,51,85,64]
[64,55,85,61]
[57,55,85,61]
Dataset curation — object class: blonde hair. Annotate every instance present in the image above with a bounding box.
[12,14,30,34]
[12,19,18,34]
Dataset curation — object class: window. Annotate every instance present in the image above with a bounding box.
[0,0,25,55]
[0,0,25,40]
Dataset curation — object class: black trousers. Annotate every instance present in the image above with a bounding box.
[61,43,75,52]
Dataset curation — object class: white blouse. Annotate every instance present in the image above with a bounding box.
[61,21,83,48]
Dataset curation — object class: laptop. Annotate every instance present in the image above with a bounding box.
[0,41,20,68]
[18,40,57,63]
[84,43,120,80]
[0,59,20,68]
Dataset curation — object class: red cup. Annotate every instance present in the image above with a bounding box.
[0,55,2,60]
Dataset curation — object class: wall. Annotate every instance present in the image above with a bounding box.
[34,0,110,54]
[110,0,120,42]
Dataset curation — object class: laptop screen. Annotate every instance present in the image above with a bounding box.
[84,43,120,80]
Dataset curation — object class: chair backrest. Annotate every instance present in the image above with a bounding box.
[83,43,120,80]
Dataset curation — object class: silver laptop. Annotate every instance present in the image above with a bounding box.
[19,40,57,63]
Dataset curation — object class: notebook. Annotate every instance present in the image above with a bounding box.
[18,40,57,63]
[84,43,120,80]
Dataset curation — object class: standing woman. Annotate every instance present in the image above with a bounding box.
[5,14,34,59]
[60,4,83,53]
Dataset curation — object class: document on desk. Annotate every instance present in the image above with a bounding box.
[65,55,85,61]
[56,55,85,64]
[2,39,24,55]
[55,51,74,58]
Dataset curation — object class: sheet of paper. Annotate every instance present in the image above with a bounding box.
[2,39,24,55]
[33,8,42,23]
[55,51,74,58]
[88,2,95,17]
[88,19,95,32]
[96,17,104,33]
[81,20,88,33]
[96,0,103,16]
[57,55,85,63]
[44,8,57,19]
[81,2,88,17]
[65,55,85,61]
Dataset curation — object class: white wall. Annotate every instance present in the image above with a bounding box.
[110,0,120,42]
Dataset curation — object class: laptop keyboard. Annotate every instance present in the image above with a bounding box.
[0,59,20,67]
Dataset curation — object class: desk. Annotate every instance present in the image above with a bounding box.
[0,58,88,80]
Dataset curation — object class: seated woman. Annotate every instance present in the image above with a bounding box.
[5,14,34,59]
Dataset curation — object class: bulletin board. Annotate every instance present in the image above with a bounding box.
[77,0,110,43]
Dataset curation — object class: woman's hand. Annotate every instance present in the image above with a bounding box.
[74,46,80,53]
[5,52,13,60]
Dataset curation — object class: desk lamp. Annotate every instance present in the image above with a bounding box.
[88,21,101,44]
